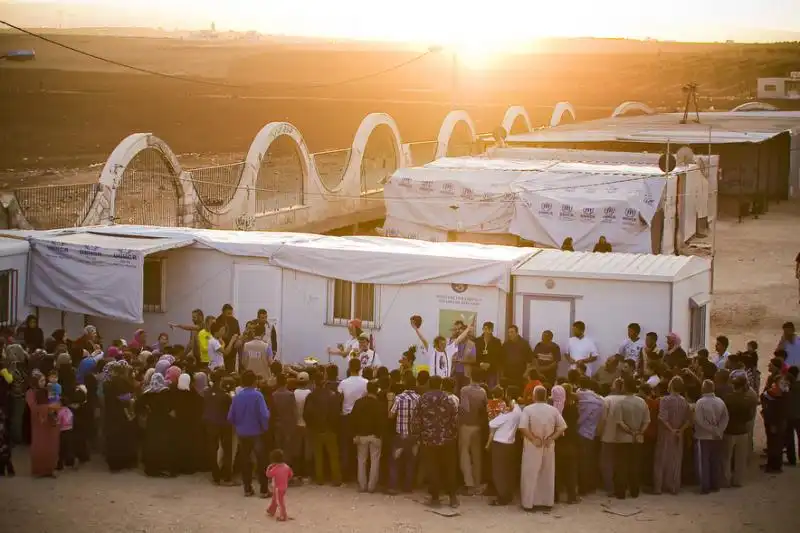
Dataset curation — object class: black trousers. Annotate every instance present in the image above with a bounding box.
[422,442,458,500]
[612,442,642,499]
[765,420,786,472]
[491,441,516,503]
[207,424,233,482]
[785,418,800,465]
[238,435,269,494]
[58,429,74,469]
[555,439,579,502]
[577,437,599,495]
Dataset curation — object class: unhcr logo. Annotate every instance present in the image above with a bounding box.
[559,204,575,220]
[461,187,474,200]
[538,202,553,216]
[441,182,455,195]
[623,208,638,224]
[420,181,433,192]
[580,207,596,222]
[398,177,413,188]
[602,207,616,223]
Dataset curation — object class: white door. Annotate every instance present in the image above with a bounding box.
[526,297,573,377]
[232,263,282,345]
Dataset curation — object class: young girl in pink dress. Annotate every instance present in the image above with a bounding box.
[266,449,293,521]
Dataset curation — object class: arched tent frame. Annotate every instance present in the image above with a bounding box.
[611,101,655,118]
[550,102,576,127]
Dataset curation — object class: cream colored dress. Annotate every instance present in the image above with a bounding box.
[520,402,567,509]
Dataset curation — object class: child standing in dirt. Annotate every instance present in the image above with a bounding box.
[266,449,293,521]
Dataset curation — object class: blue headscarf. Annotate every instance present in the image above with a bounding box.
[76,356,97,385]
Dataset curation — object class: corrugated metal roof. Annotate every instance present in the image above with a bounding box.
[513,249,710,282]
[506,111,800,146]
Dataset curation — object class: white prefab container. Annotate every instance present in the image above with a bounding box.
[512,249,712,371]
[17,226,533,369]
[0,237,31,328]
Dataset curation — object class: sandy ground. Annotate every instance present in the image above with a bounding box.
[2,203,800,533]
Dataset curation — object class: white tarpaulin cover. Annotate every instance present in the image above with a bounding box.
[384,158,667,253]
[28,232,194,323]
[31,225,534,293]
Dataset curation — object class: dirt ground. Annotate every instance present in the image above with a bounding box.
[2,203,799,533]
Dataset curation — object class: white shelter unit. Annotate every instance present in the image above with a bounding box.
[384,154,707,255]
[0,237,31,327]
[512,249,712,375]
[17,226,534,368]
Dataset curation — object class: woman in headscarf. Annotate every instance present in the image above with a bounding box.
[552,384,580,504]
[129,329,147,352]
[16,315,44,352]
[165,365,182,386]
[26,369,59,477]
[44,329,66,355]
[173,373,206,474]
[4,344,28,445]
[653,376,691,494]
[71,326,98,367]
[138,373,178,477]
[664,333,689,370]
[327,318,363,361]
[154,359,171,377]
[141,368,156,390]
[102,360,138,472]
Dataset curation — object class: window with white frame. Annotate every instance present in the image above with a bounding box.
[328,278,379,328]
[689,297,708,351]
[143,257,166,313]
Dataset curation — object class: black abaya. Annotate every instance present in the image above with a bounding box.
[138,390,178,477]
[103,378,139,472]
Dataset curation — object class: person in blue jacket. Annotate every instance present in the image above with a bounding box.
[228,370,271,497]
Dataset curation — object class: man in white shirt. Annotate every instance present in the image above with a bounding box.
[356,334,382,369]
[488,387,522,506]
[338,358,368,481]
[239,324,272,380]
[428,335,457,378]
[619,322,644,364]
[294,372,313,482]
[713,335,731,370]
[567,321,601,377]
[208,322,234,371]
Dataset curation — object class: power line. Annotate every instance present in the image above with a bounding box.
[0,20,434,91]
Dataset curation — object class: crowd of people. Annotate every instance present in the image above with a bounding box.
[1,307,800,517]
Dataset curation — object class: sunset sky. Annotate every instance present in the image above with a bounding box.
[2,0,800,44]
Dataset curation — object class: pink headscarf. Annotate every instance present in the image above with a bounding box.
[130,329,146,350]
[165,365,182,385]
[550,385,566,414]
[107,346,122,360]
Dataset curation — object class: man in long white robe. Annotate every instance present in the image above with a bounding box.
[519,385,567,511]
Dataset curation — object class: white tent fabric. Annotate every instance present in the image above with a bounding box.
[30,225,534,291]
[28,232,194,323]
[384,158,667,253]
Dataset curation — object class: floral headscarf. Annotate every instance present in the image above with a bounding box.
[4,344,28,364]
[144,373,169,394]
[158,354,175,366]
[550,385,566,414]
[103,360,130,381]
[142,368,156,389]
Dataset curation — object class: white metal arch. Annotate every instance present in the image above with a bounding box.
[731,101,779,112]
[550,102,576,127]
[611,101,655,118]
[501,105,532,135]
[435,110,477,158]
[86,133,195,226]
